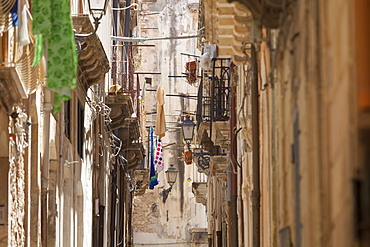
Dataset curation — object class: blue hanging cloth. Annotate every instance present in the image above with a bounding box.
[149,126,158,189]
[10,0,18,27]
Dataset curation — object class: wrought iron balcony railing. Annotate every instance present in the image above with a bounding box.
[195,58,231,156]
[197,58,231,126]
[111,43,141,122]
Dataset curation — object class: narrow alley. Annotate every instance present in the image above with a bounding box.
[0,0,369,247]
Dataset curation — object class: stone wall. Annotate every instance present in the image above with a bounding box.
[8,108,28,246]
[0,107,9,245]
[133,0,207,245]
[234,1,359,246]
[133,191,160,234]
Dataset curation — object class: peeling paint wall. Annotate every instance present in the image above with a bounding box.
[133,0,207,246]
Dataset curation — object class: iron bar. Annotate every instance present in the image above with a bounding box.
[230,78,238,247]
[111,34,204,43]
[180,53,200,58]
[134,72,161,74]
[112,44,155,47]
[251,44,260,247]
[165,94,198,98]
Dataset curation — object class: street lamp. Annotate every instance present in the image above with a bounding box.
[181,116,195,150]
[181,117,210,171]
[87,0,108,25]
[74,0,108,37]
[160,164,178,203]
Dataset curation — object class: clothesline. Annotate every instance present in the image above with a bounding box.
[111,34,204,43]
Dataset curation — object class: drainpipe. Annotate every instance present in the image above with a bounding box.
[251,44,260,247]
[123,0,131,83]
[123,2,131,245]
[215,177,222,247]
[112,0,118,86]
[123,0,131,39]
[230,68,238,247]
[207,177,213,246]
[110,135,118,247]
[41,88,53,247]
[111,1,118,244]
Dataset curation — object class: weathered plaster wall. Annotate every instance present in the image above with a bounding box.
[259,1,357,246]
[318,1,357,246]
[0,107,9,245]
[235,1,358,246]
[0,154,8,246]
[54,90,96,247]
[29,92,42,247]
[271,1,357,246]
[133,0,207,246]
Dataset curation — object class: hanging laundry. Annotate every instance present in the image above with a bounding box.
[32,0,77,113]
[155,84,166,138]
[10,0,18,27]
[149,126,158,189]
[154,138,164,173]
[18,0,30,47]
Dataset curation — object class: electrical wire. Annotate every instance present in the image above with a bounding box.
[231,127,242,170]
[134,242,207,245]
[111,3,139,11]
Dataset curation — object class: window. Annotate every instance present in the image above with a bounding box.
[64,100,71,140]
[77,100,84,158]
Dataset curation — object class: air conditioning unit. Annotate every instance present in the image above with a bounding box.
[203,45,217,59]
[200,45,218,70]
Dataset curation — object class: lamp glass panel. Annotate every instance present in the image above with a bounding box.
[182,122,194,141]
[166,169,178,187]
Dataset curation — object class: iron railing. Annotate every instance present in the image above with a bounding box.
[196,58,231,156]
[197,58,231,125]
[111,43,141,123]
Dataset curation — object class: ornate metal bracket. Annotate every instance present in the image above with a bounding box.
[160,186,173,203]
[186,142,210,171]
[193,151,210,171]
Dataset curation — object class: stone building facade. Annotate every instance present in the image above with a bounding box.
[193,0,370,246]
[132,0,208,246]
[1,0,369,246]
[0,0,147,246]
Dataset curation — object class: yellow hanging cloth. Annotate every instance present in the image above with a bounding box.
[155,84,166,138]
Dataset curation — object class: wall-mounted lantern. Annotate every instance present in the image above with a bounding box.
[181,116,210,170]
[181,116,195,150]
[160,164,178,203]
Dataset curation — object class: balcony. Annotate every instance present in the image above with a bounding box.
[0,19,43,113]
[0,67,27,114]
[196,58,231,155]
[210,155,228,181]
[232,0,283,28]
[105,94,134,130]
[192,182,207,206]
[197,122,213,153]
[73,15,110,88]
[198,0,252,64]
[113,118,145,170]
[190,228,208,244]
[125,142,145,170]
[191,166,208,205]
[134,169,149,196]
[212,121,230,151]
[117,118,140,147]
